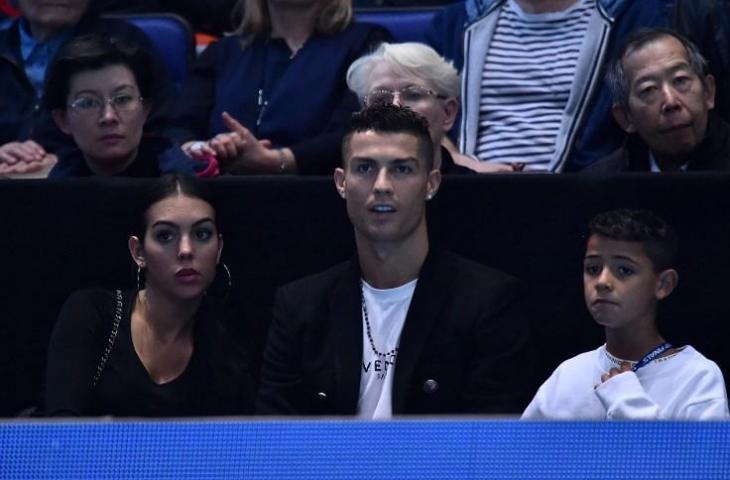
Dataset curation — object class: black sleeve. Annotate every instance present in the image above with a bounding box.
[43,289,111,416]
[463,278,535,413]
[255,286,306,415]
[165,41,220,143]
[290,25,393,175]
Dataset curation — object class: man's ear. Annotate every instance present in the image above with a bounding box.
[334,168,346,199]
[612,103,636,133]
[655,269,679,300]
[52,109,72,135]
[128,236,145,268]
[426,168,442,200]
[704,74,716,110]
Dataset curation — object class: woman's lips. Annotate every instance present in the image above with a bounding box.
[175,268,201,284]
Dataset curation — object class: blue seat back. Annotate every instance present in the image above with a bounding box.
[355,7,442,44]
[106,13,193,86]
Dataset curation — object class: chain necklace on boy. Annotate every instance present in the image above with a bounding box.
[360,282,398,358]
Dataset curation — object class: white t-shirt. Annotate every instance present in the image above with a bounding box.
[522,344,730,420]
[357,279,417,419]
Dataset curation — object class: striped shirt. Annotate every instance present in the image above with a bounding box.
[475,0,593,171]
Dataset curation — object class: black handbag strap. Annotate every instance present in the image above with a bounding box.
[92,289,123,388]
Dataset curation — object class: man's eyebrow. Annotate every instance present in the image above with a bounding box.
[633,62,693,86]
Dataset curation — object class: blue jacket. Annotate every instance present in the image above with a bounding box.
[427,0,674,171]
[167,23,390,175]
[0,14,177,155]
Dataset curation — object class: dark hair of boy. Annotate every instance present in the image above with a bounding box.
[341,104,435,170]
[43,33,156,113]
[588,208,678,273]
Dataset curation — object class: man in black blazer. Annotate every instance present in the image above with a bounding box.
[256,105,533,417]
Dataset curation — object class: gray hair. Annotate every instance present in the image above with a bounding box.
[347,42,460,103]
[606,27,709,110]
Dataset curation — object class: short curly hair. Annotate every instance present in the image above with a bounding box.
[588,208,678,272]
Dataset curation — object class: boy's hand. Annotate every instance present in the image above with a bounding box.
[600,361,632,383]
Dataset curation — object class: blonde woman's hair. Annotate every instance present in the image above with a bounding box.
[231,0,353,47]
[347,42,460,104]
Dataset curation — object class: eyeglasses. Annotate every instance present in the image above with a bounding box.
[68,93,144,116]
[364,86,447,107]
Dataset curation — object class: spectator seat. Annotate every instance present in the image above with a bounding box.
[103,13,194,86]
[355,7,442,43]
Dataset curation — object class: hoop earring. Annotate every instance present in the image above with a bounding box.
[220,262,232,300]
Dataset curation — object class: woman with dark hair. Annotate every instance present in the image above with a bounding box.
[44,175,252,417]
[169,0,390,175]
[44,34,217,177]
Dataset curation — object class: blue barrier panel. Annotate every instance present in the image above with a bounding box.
[1,419,729,479]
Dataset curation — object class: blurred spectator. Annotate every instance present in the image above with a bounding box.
[44,34,215,177]
[586,29,729,173]
[0,0,177,175]
[168,0,390,175]
[347,42,477,173]
[427,0,674,172]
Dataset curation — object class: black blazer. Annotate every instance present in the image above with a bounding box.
[256,250,534,416]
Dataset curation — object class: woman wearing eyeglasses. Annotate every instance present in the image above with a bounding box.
[169,0,390,175]
[44,34,217,178]
[347,42,519,174]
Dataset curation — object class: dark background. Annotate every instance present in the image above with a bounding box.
[1,173,728,415]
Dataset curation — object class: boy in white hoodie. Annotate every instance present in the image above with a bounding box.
[523,209,729,419]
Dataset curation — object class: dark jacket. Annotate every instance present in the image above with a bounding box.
[49,135,212,178]
[0,14,176,154]
[256,249,534,415]
[167,23,391,175]
[584,114,730,173]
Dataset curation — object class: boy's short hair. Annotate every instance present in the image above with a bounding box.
[588,209,678,272]
[342,104,434,170]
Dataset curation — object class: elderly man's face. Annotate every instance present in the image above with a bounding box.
[615,35,715,160]
[19,0,90,33]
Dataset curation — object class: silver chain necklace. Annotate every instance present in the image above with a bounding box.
[360,282,398,358]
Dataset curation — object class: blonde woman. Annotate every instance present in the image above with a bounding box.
[170,0,390,175]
